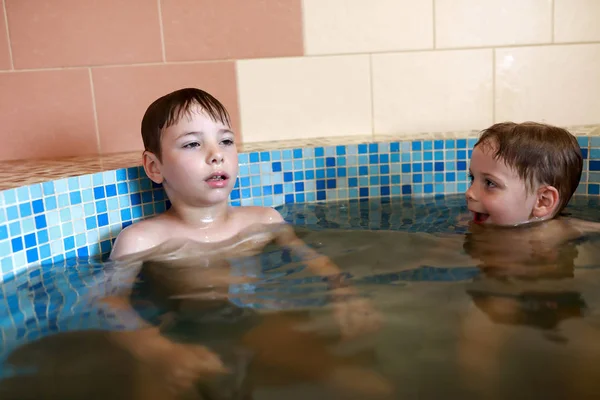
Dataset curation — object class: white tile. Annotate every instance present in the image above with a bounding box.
[435,0,552,48]
[495,44,600,126]
[302,0,432,55]
[237,55,372,142]
[372,49,493,135]
[555,0,600,43]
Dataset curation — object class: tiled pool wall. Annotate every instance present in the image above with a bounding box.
[1,133,599,283]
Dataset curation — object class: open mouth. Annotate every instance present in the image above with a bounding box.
[205,172,229,182]
[472,211,490,224]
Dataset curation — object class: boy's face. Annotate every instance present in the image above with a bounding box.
[154,105,238,206]
[465,143,538,226]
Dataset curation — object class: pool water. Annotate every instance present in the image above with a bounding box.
[2,194,600,399]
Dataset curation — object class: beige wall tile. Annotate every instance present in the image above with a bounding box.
[495,44,600,126]
[372,49,493,134]
[161,0,303,61]
[5,0,162,69]
[0,2,10,70]
[303,0,432,55]
[237,55,372,142]
[92,63,239,154]
[0,69,98,161]
[555,0,600,43]
[435,0,552,48]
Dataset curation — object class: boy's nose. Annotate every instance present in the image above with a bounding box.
[206,147,224,165]
[465,185,477,201]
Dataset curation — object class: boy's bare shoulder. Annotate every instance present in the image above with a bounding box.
[232,206,285,224]
[110,215,171,260]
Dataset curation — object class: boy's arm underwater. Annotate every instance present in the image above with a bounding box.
[261,208,384,339]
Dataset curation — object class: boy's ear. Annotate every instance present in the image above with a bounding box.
[532,185,560,219]
[142,151,164,184]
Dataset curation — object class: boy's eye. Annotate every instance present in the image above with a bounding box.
[485,179,496,188]
[221,138,234,146]
[183,142,200,149]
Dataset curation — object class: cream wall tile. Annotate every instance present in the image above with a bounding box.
[555,0,600,43]
[495,44,600,126]
[435,0,552,48]
[237,55,372,142]
[372,49,493,135]
[303,0,432,55]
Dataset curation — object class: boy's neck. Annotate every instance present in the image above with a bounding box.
[167,201,230,229]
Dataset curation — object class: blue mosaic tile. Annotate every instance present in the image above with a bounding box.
[0,134,599,280]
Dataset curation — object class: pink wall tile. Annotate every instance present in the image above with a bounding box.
[0,69,98,161]
[92,62,240,154]
[0,1,11,70]
[161,0,303,61]
[5,0,163,69]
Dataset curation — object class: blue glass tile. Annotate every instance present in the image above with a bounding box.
[589,184,600,195]
[68,191,81,205]
[31,199,44,214]
[121,209,132,221]
[285,194,294,203]
[327,168,336,178]
[238,153,249,164]
[24,233,36,248]
[359,166,368,176]
[295,182,305,192]
[250,164,260,174]
[348,178,358,187]
[391,175,400,184]
[249,152,259,163]
[305,170,315,180]
[26,248,38,263]
[413,164,422,173]
[293,149,302,159]
[272,162,282,172]
[21,217,34,234]
[424,162,433,172]
[19,203,32,218]
[358,144,367,154]
[11,237,23,252]
[0,225,7,240]
[34,215,47,229]
[42,181,55,195]
[435,173,444,182]
[457,161,467,171]
[590,161,600,171]
[274,184,283,194]
[45,197,58,212]
[447,172,457,182]
[284,172,293,182]
[390,142,399,152]
[37,229,49,244]
[241,189,251,199]
[336,146,346,155]
[127,168,139,180]
[367,143,377,153]
[402,185,412,194]
[17,187,29,202]
[370,176,379,185]
[7,206,19,221]
[317,191,327,200]
[412,141,422,151]
[294,171,304,181]
[380,175,390,185]
[230,189,240,200]
[262,186,273,196]
[435,162,444,171]
[582,148,589,159]
[359,188,368,197]
[142,192,153,203]
[86,216,97,229]
[251,187,261,197]
[97,214,109,227]
[326,179,336,189]
[259,151,270,162]
[381,186,390,196]
[413,174,423,183]
[337,168,347,177]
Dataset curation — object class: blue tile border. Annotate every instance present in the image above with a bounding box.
[0,134,596,282]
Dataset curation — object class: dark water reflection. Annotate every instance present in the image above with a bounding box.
[2,194,600,399]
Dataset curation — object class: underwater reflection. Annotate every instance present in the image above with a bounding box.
[0,223,392,400]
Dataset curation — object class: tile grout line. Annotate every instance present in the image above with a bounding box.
[368,54,375,140]
[0,41,599,74]
[551,0,555,43]
[432,0,437,49]
[88,68,102,155]
[492,49,496,123]
[157,0,167,62]
[2,0,14,69]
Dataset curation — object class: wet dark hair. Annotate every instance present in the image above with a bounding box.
[474,122,583,216]
[141,88,231,160]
